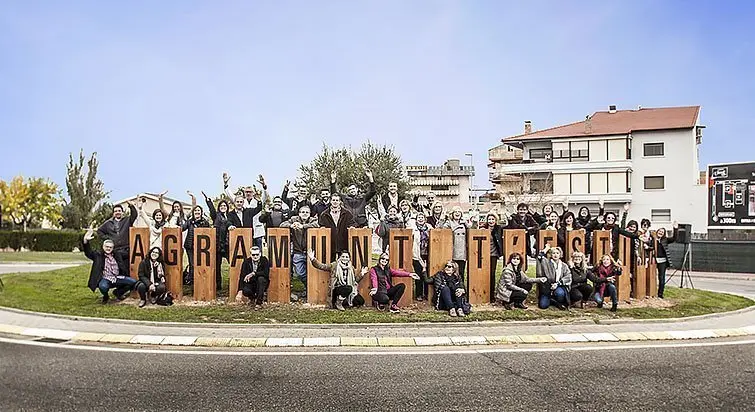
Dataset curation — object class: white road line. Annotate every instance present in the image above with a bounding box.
[2,336,753,356]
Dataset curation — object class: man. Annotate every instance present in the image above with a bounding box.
[318,193,356,261]
[281,205,319,300]
[235,246,270,309]
[228,196,263,229]
[329,169,376,228]
[411,192,435,216]
[379,181,402,218]
[282,180,311,213]
[97,202,139,263]
[224,173,269,248]
[259,196,292,228]
[506,203,539,257]
[311,187,331,217]
[83,228,134,304]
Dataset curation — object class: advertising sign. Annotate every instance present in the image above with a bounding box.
[708,162,755,228]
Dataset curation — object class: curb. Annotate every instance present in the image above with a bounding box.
[2,323,753,348]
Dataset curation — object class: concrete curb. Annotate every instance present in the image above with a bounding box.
[2,323,753,348]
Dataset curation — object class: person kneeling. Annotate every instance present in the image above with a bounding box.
[83,228,134,304]
[590,255,622,312]
[433,261,469,317]
[235,246,270,309]
[369,252,420,313]
[535,245,572,310]
[308,249,367,311]
[136,247,168,308]
[495,252,545,310]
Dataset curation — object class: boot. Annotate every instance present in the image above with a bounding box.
[335,296,346,311]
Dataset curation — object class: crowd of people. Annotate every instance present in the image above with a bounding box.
[84,171,678,316]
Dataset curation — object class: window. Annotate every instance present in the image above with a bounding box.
[651,209,672,222]
[644,176,665,190]
[643,142,664,157]
[431,185,449,191]
[530,148,552,159]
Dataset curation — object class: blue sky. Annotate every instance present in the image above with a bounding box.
[1,0,754,203]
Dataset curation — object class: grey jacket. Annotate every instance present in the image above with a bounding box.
[495,263,539,303]
[444,220,468,261]
[535,254,572,289]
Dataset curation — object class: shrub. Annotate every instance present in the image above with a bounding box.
[0,230,88,252]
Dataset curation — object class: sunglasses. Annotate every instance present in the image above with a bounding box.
[445,264,454,268]
[251,253,261,257]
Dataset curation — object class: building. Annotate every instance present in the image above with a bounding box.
[488,142,524,203]
[492,105,707,232]
[113,193,196,227]
[405,159,475,209]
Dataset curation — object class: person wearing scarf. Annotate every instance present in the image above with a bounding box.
[136,247,167,308]
[410,213,433,300]
[137,200,168,249]
[588,254,622,311]
[535,245,572,310]
[308,250,367,311]
[204,192,234,292]
[369,253,420,313]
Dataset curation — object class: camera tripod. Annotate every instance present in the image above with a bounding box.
[666,242,694,289]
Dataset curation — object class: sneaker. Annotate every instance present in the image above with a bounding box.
[115,292,129,301]
[255,304,262,310]
[389,304,400,313]
[290,293,299,302]
[449,308,457,317]
[138,300,146,308]
[513,302,527,310]
[377,304,386,311]
[503,303,512,310]
[101,294,110,304]
[456,308,466,317]
[597,302,604,309]
[335,297,345,311]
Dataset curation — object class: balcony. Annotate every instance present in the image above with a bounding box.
[488,145,523,163]
[496,159,633,174]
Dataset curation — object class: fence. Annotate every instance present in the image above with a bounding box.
[667,241,755,274]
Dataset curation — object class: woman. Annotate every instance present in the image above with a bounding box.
[181,205,211,285]
[480,213,504,304]
[495,252,544,309]
[444,206,468,280]
[578,198,605,261]
[204,192,234,292]
[138,203,167,250]
[375,204,405,252]
[588,255,622,311]
[433,261,468,317]
[308,249,368,311]
[533,204,555,226]
[427,201,447,229]
[651,223,678,298]
[160,190,196,228]
[410,213,433,300]
[369,252,420,313]
[136,246,168,308]
[399,199,415,228]
[535,245,572,310]
[568,251,593,308]
[557,211,581,253]
[539,210,561,230]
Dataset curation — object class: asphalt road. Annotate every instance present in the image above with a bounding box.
[0,263,77,274]
[1,339,754,411]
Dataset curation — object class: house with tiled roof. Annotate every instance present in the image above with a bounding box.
[490,105,707,232]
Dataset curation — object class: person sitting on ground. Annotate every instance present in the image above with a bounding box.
[495,252,545,310]
[329,168,376,228]
[369,252,420,313]
[136,246,168,308]
[568,251,593,309]
[535,245,572,310]
[281,204,320,301]
[375,204,405,252]
[589,254,622,312]
[235,246,270,309]
[83,227,134,304]
[433,260,469,317]
[308,249,367,311]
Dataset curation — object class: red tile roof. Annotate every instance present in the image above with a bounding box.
[502,106,700,142]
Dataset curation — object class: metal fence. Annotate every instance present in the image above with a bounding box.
[667,241,755,273]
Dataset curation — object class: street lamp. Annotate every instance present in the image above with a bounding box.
[464,153,474,207]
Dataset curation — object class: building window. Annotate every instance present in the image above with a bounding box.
[431,185,449,191]
[651,209,672,222]
[530,148,552,159]
[643,142,664,157]
[644,176,665,190]
[627,138,632,160]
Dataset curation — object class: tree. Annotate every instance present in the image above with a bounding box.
[0,176,63,231]
[297,142,409,202]
[61,150,109,229]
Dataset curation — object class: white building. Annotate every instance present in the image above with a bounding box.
[114,193,196,227]
[493,105,707,232]
[405,159,475,209]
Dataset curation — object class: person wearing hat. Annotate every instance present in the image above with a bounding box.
[329,168,376,228]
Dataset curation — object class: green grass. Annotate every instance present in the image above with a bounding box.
[0,251,87,263]
[0,265,751,324]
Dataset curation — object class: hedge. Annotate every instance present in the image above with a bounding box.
[0,230,98,252]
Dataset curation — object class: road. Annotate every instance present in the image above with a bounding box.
[0,263,78,274]
[1,339,753,411]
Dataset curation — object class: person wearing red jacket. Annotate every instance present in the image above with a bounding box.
[369,252,419,313]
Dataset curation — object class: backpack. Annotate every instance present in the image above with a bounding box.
[155,292,174,306]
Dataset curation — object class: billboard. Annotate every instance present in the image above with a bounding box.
[708,162,755,229]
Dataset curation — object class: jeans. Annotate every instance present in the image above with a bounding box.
[489,256,499,303]
[657,262,668,298]
[412,259,428,299]
[538,285,568,309]
[292,253,308,287]
[98,277,136,298]
[373,284,406,307]
[136,282,166,301]
[242,276,269,305]
[254,237,264,250]
[594,283,618,306]
[437,286,464,310]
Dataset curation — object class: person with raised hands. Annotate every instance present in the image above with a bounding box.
[308,249,367,311]
[651,222,678,298]
[329,168,376,229]
[136,194,168,249]
[281,204,320,300]
[259,195,292,229]
[379,181,403,219]
[180,204,211,285]
[159,190,196,228]
[368,252,420,313]
[97,201,139,264]
[202,190,234,292]
[375,204,405,253]
[83,225,134,304]
[223,173,269,248]
[282,180,311,215]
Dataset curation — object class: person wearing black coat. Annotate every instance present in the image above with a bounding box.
[258,196,293,229]
[433,260,469,317]
[311,188,332,217]
[181,205,211,285]
[97,202,138,264]
[203,192,235,292]
[506,203,539,257]
[135,246,167,307]
[234,247,270,308]
[281,181,312,215]
[83,229,133,304]
[329,169,376,228]
[379,182,403,218]
[228,195,263,229]
[567,251,593,308]
[649,223,678,298]
[557,211,583,252]
[480,214,504,304]
[318,193,356,261]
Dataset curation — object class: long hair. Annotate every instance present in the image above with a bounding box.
[167,201,185,223]
[506,252,523,271]
[569,251,587,271]
[152,209,165,228]
[445,260,460,277]
[599,254,617,267]
[191,205,204,221]
[561,211,576,227]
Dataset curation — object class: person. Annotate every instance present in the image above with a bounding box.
[398,199,415,228]
[506,203,539,257]
[535,245,572,310]
[411,192,434,217]
[568,251,593,308]
[159,190,196,228]
[228,195,264,229]
[557,211,582,252]
[375,204,405,252]
[495,252,544,309]
[329,169,376,228]
[136,246,167,308]
[308,249,367,310]
[591,204,637,261]
[280,205,320,300]
[589,254,622,311]
[181,205,211,285]
[480,213,504,304]
[427,201,447,228]
[533,204,558,226]
[83,228,134,304]
[258,196,292,229]
[97,202,138,263]
[235,246,270,309]
[369,252,420,313]
[433,260,468,317]
[539,210,561,231]
[444,206,469,280]
[223,173,269,248]
[651,223,678,298]
[379,181,402,218]
[318,193,356,261]
[578,198,605,260]
[203,192,234,292]
[137,201,167,250]
[311,187,331,217]
[282,180,311,214]
[409,213,433,300]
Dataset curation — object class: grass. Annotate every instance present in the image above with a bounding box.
[0,251,87,263]
[0,264,751,324]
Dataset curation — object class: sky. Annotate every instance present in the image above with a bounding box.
[1,0,754,203]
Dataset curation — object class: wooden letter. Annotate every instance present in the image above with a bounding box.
[307,228,331,305]
[504,229,527,270]
[538,230,557,254]
[617,235,632,302]
[129,227,149,297]
[161,227,183,300]
[389,228,413,307]
[228,228,253,302]
[428,229,453,301]
[567,229,585,258]
[592,230,611,266]
[467,229,490,305]
[193,228,216,301]
[267,228,291,303]
[633,245,648,299]
[349,228,373,305]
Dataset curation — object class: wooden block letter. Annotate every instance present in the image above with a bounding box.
[161,227,183,300]
[467,229,490,305]
[267,228,291,303]
[349,228,373,305]
[567,229,585,258]
[193,228,216,302]
[228,228,253,302]
[592,230,611,266]
[504,229,527,270]
[538,230,557,253]
[428,229,453,301]
[307,228,331,305]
